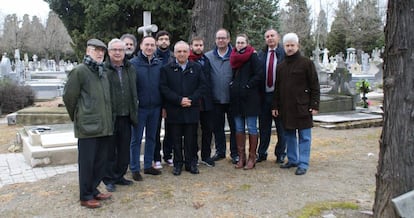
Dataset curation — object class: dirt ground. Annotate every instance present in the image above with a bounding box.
[0,122,380,217]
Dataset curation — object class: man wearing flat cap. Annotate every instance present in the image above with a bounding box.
[63,38,114,208]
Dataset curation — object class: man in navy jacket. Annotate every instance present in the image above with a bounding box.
[257,29,286,164]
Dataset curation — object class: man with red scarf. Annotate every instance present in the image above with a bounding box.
[229,34,263,169]
[189,36,215,167]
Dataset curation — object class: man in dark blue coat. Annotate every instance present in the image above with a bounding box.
[129,36,163,181]
[257,29,286,164]
[160,41,206,176]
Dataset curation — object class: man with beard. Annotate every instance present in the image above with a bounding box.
[189,36,215,167]
[120,33,137,60]
[153,30,174,169]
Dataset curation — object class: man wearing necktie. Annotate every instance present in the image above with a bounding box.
[257,29,286,164]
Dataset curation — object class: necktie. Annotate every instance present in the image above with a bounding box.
[267,50,275,87]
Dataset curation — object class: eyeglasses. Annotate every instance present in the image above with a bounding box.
[216,37,228,40]
[109,48,125,53]
[90,46,106,53]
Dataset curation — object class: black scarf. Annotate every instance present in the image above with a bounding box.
[83,55,104,77]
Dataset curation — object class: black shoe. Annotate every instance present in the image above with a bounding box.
[295,167,307,175]
[280,162,298,169]
[256,155,267,162]
[173,166,182,176]
[230,156,239,164]
[275,156,285,164]
[212,153,225,161]
[105,183,116,192]
[201,158,215,167]
[189,165,199,174]
[132,172,143,181]
[115,177,133,185]
[144,167,162,175]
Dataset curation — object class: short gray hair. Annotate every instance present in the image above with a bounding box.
[174,40,190,51]
[283,33,299,44]
[108,38,126,49]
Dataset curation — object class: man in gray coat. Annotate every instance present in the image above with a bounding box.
[205,28,238,164]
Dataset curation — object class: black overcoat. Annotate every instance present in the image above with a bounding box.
[229,52,263,116]
[160,61,206,124]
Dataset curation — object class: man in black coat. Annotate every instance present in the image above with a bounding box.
[189,36,215,167]
[160,41,207,176]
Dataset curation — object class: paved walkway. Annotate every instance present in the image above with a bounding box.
[0,153,78,188]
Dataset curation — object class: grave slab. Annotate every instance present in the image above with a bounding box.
[392,190,414,218]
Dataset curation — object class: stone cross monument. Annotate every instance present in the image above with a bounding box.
[137,11,158,36]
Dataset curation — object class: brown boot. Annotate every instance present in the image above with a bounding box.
[235,133,246,169]
[244,134,258,170]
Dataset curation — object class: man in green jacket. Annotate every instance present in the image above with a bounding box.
[63,38,113,209]
[103,38,138,192]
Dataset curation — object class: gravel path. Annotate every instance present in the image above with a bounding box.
[0,127,380,218]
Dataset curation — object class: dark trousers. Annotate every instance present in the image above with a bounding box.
[103,116,131,185]
[212,103,237,158]
[169,123,198,167]
[78,136,110,201]
[258,93,286,159]
[155,116,173,162]
[200,110,214,160]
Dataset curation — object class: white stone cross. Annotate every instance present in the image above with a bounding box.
[137,11,158,36]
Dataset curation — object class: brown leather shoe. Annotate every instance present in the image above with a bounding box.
[94,193,112,201]
[80,199,101,208]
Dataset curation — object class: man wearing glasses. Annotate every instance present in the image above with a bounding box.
[205,28,238,165]
[63,38,113,208]
[103,39,138,192]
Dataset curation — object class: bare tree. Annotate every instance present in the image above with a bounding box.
[28,16,46,57]
[190,0,226,50]
[44,11,73,62]
[0,14,20,55]
[373,0,414,217]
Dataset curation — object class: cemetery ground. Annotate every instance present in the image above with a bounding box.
[0,119,380,217]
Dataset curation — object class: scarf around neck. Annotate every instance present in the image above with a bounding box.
[189,50,203,61]
[83,55,104,77]
[230,45,254,69]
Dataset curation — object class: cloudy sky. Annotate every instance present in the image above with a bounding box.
[0,0,50,20]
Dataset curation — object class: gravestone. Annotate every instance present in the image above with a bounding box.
[392,190,414,218]
[20,124,77,167]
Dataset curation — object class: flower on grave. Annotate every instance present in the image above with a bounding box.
[355,79,371,94]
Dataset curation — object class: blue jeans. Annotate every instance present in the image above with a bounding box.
[284,128,311,169]
[234,116,258,134]
[258,93,286,159]
[130,107,161,172]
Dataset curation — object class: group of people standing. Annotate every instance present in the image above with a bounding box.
[62,27,320,209]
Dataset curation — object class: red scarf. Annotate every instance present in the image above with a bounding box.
[189,50,203,61]
[230,45,254,69]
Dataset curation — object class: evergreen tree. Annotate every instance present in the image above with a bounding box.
[315,9,328,49]
[226,0,280,49]
[45,0,193,61]
[350,0,384,53]
[326,0,352,56]
[279,0,313,56]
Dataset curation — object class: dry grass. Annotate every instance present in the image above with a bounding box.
[0,123,23,153]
